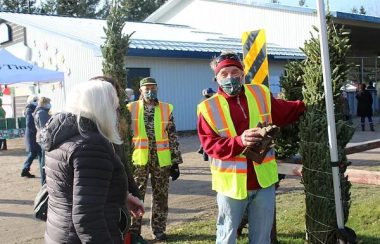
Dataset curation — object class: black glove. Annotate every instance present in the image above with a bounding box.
[170,164,180,181]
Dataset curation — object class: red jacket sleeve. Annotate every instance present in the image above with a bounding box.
[197,114,245,160]
[271,97,306,127]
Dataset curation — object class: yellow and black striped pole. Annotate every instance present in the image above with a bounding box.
[242,29,269,86]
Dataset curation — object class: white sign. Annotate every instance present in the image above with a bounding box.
[0,23,11,44]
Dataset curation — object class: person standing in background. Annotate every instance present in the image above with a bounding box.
[33,97,51,185]
[128,77,183,241]
[356,83,374,131]
[21,95,41,178]
[0,98,7,150]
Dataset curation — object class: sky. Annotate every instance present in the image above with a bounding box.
[248,0,380,17]
[35,0,380,17]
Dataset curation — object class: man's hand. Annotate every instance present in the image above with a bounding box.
[127,194,145,218]
[241,127,264,147]
[170,164,180,181]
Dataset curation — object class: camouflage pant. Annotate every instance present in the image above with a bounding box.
[130,151,171,235]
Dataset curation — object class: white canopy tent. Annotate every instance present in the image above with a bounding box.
[0,48,64,85]
[0,48,66,118]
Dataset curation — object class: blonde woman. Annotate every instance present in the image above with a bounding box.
[41,79,144,243]
[33,96,51,185]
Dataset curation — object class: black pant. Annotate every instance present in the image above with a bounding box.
[0,139,6,150]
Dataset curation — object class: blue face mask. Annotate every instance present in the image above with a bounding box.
[219,77,243,96]
[144,90,157,101]
[46,104,51,109]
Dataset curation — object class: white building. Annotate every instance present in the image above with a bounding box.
[0,12,303,130]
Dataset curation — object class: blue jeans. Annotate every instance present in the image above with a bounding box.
[22,149,42,172]
[216,185,275,244]
[40,150,46,185]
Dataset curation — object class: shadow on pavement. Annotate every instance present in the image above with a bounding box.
[0,199,34,205]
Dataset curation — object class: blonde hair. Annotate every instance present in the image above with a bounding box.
[38,97,51,107]
[65,79,122,145]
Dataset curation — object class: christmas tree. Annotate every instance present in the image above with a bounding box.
[298,15,355,243]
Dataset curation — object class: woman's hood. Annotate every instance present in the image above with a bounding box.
[40,113,79,151]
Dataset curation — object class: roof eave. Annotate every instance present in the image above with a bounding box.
[144,0,188,22]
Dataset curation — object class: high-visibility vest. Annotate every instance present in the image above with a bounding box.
[127,100,173,167]
[197,84,278,200]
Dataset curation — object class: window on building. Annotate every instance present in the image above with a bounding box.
[126,68,150,101]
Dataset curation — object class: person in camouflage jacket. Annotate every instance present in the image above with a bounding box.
[128,77,183,241]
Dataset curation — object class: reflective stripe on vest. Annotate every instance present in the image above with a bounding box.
[128,100,173,167]
[198,84,278,199]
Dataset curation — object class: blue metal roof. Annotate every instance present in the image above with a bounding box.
[0,12,305,60]
[332,11,380,25]
[129,39,305,59]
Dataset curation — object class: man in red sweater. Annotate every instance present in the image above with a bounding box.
[197,51,305,244]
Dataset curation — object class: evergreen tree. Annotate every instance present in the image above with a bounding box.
[275,60,304,159]
[298,15,355,243]
[298,0,306,7]
[1,0,36,13]
[97,0,111,18]
[351,7,358,14]
[40,0,57,14]
[359,5,366,15]
[101,0,134,171]
[41,0,101,17]
[125,0,167,21]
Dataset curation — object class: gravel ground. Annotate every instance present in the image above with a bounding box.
[0,118,379,243]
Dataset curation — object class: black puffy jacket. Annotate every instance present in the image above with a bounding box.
[41,113,128,244]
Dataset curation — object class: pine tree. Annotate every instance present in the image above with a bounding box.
[125,0,167,21]
[359,5,366,15]
[101,0,134,171]
[1,0,36,13]
[275,60,304,159]
[41,0,101,17]
[298,15,355,243]
[97,0,111,18]
[298,0,306,7]
[351,7,358,14]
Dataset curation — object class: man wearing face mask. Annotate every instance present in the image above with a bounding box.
[197,51,305,244]
[128,77,183,241]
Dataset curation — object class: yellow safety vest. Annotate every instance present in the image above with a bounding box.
[197,84,278,200]
[127,100,173,167]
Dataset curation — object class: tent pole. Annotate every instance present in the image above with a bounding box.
[315,0,345,231]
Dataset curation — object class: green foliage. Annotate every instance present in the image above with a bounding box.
[101,1,133,169]
[166,186,380,243]
[298,15,355,243]
[1,0,36,13]
[276,61,304,159]
[359,6,366,15]
[124,0,167,21]
[41,0,101,17]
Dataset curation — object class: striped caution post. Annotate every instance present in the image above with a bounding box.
[242,29,269,86]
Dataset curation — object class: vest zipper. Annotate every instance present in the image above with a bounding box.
[237,96,247,119]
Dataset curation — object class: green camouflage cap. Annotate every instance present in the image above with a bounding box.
[140,77,157,87]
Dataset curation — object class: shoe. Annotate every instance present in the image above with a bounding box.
[21,169,35,178]
[152,232,167,241]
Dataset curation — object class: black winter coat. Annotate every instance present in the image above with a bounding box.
[41,113,128,244]
[24,103,41,152]
[356,90,373,117]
